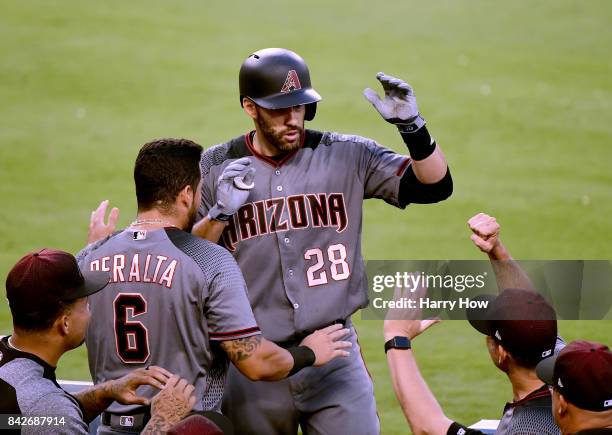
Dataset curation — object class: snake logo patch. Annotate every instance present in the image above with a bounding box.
[281,70,301,93]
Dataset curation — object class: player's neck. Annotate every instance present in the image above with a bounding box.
[252,130,283,157]
[9,332,62,368]
[507,366,545,402]
[132,210,183,231]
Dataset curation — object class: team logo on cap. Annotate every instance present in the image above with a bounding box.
[604,399,612,408]
[557,378,564,388]
[0,351,3,362]
[281,70,302,93]
[494,330,502,341]
[541,349,552,358]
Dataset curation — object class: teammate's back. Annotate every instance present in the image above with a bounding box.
[78,226,258,413]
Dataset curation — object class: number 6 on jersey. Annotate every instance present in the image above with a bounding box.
[113,293,150,364]
[304,243,350,287]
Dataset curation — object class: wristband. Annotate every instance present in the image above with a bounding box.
[384,336,411,353]
[397,122,436,161]
[207,206,232,222]
[287,346,316,376]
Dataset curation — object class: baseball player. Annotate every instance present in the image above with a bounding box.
[79,138,351,434]
[384,213,562,435]
[192,48,453,434]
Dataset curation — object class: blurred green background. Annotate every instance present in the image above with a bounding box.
[1,1,610,433]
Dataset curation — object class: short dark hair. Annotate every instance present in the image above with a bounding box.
[134,139,203,211]
[11,300,77,332]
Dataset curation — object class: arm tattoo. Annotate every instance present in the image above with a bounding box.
[73,384,112,423]
[142,395,190,434]
[221,335,262,362]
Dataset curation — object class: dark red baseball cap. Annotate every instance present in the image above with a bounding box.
[168,415,224,435]
[466,288,557,365]
[536,340,612,412]
[6,249,109,314]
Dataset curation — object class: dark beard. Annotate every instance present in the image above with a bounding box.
[255,116,303,153]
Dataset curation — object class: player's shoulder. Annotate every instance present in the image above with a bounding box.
[201,134,251,175]
[75,230,123,266]
[164,228,238,278]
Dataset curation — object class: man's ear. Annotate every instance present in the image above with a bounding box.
[243,98,257,120]
[557,391,569,417]
[178,185,194,209]
[57,313,70,336]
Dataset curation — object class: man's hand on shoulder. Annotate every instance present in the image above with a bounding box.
[88,200,119,244]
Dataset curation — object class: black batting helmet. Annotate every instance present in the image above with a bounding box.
[239,48,322,121]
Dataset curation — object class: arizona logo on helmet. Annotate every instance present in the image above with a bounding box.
[281,70,301,93]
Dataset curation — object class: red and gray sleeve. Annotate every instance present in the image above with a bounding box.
[356,136,452,207]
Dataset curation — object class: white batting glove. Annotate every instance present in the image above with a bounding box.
[208,158,256,221]
[363,72,425,132]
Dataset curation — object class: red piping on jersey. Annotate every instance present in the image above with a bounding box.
[244,131,303,168]
[396,157,412,176]
[209,326,261,338]
[505,385,551,409]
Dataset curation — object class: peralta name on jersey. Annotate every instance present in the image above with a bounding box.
[222,193,348,251]
[89,254,177,288]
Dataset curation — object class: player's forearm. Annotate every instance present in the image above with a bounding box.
[411,145,448,184]
[73,382,115,423]
[243,339,295,381]
[486,241,535,291]
[222,335,294,381]
[386,349,453,435]
[141,414,177,434]
[191,216,227,243]
[397,123,448,184]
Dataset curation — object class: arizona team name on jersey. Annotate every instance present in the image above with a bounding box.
[222,193,349,251]
[89,253,178,288]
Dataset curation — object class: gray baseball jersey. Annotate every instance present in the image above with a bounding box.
[76,227,260,413]
[198,129,410,342]
[0,337,88,434]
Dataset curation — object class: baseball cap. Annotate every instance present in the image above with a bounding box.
[167,415,223,435]
[6,248,109,314]
[536,340,612,412]
[466,288,557,364]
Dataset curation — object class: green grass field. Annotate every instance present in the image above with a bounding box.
[1,1,611,433]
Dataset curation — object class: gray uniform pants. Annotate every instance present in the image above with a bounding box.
[222,327,380,435]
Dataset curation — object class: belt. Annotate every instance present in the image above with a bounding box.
[274,319,347,348]
[101,409,150,433]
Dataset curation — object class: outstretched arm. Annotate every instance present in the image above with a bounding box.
[383,286,453,435]
[468,213,535,291]
[220,325,351,381]
[364,72,451,200]
[386,348,453,435]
